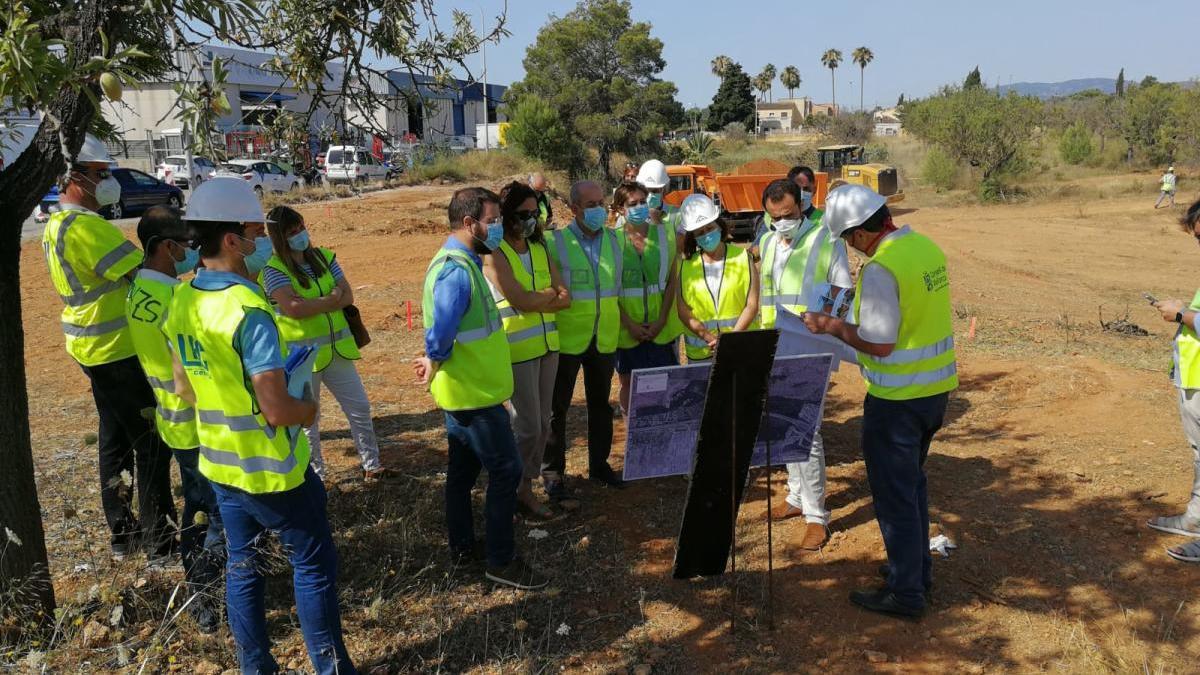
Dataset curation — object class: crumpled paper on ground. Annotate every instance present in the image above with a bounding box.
[929,533,958,557]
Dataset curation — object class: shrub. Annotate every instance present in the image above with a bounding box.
[1059,123,1095,165]
[504,95,585,174]
[920,146,958,191]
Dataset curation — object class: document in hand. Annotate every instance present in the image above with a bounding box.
[284,345,316,400]
[775,306,858,371]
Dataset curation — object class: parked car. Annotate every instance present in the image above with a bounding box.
[97,168,184,220]
[217,159,301,195]
[33,185,60,224]
[324,146,389,185]
[155,155,217,187]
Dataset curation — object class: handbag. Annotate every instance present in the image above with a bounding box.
[343,304,371,348]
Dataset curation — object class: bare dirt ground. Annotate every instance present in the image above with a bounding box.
[14,179,1200,673]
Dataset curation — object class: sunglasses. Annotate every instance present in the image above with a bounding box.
[514,209,538,220]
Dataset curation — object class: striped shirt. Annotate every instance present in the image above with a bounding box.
[262,259,345,296]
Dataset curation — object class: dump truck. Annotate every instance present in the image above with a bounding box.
[665,160,801,241]
[815,144,903,205]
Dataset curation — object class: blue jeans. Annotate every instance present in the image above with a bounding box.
[173,449,226,596]
[212,468,356,675]
[862,392,948,610]
[444,405,522,568]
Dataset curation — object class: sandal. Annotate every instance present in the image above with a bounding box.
[1147,514,1200,538]
[517,499,555,521]
[1166,539,1200,563]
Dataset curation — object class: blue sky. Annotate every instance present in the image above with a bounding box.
[437,0,1200,109]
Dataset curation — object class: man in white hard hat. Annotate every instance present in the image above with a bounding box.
[636,159,681,237]
[759,178,852,552]
[42,134,177,563]
[803,184,958,619]
[163,177,356,672]
[1156,166,1178,209]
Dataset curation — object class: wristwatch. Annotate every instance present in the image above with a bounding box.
[1176,312,1185,324]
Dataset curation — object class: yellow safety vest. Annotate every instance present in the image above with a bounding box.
[853,229,958,400]
[422,247,514,410]
[545,224,623,355]
[491,240,560,363]
[1172,289,1200,389]
[42,209,143,366]
[680,246,755,361]
[163,280,309,494]
[617,222,685,348]
[259,247,359,372]
[126,271,199,450]
[759,223,836,328]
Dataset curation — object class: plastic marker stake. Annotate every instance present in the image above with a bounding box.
[968,316,977,340]
[406,300,413,331]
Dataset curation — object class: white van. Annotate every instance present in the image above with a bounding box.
[323,146,389,185]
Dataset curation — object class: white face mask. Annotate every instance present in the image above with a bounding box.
[92,176,121,206]
[773,217,802,237]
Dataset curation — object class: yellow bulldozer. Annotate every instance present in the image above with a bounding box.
[815,144,904,206]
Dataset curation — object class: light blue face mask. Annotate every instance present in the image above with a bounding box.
[696,229,722,253]
[647,192,664,210]
[173,244,199,275]
[287,230,310,252]
[582,206,608,231]
[626,204,649,225]
[481,219,504,251]
[240,235,273,276]
[800,190,814,212]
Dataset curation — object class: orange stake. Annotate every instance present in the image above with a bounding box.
[968,316,977,340]
[406,300,413,331]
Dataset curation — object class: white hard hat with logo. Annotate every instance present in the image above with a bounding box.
[680,193,720,232]
[74,134,115,164]
[184,176,266,223]
[822,184,888,239]
[636,159,669,189]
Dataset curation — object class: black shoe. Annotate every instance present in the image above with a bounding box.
[485,557,549,590]
[876,565,933,604]
[450,540,486,567]
[544,476,571,502]
[849,587,924,620]
[589,465,626,489]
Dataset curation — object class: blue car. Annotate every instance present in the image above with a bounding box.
[99,168,184,220]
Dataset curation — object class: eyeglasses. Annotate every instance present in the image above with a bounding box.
[514,209,538,220]
[73,165,111,180]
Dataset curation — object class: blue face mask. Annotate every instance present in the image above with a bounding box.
[626,204,649,225]
[696,229,722,253]
[173,244,199,276]
[479,219,504,251]
[582,206,608,232]
[800,190,814,212]
[240,235,273,276]
[647,192,663,210]
[287,230,310,252]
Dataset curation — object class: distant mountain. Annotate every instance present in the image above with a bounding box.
[997,78,1116,99]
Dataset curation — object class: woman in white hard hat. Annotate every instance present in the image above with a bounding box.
[676,193,759,361]
[482,181,570,520]
[261,205,388,483]
[612,180,685,412]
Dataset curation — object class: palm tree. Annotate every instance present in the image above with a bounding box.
[752,72,771,101]
[761,63,777,101]
[684,132,719,164]
[710,55,733,79]
[852,46,874,111]
[821,48,843,113]
[780,65,801,99]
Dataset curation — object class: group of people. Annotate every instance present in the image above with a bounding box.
[43,136,963,671]
[418,159,960,619]
[44,136,369,673]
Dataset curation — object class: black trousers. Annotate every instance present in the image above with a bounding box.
[81,356,176,554]
[543,339,615,477]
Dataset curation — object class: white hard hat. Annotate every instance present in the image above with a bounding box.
[680,193,720,232]
[184,176,265,223]
[822,184,888,239]
[636,159,669,189]
[74,134,114,164]
[1169,166,1175,172]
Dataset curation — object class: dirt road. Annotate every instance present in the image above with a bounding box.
[16,182,1200,672]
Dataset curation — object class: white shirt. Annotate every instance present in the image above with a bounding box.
[771,220,854,290]
[855,226,914,345]
[136,268,180,287]
[701,254,726,305]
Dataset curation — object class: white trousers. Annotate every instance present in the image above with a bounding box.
[785,430,830,525]
[511,352,559,482]
[304,353,381,475]
[1177,389,1200,520]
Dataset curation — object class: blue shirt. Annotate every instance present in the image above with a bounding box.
[192,269,285,376]
[424,237,480,363]
[571,221,604,273]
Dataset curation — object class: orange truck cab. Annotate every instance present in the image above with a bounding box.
[665,163,788,241]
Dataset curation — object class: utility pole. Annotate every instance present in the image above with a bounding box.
[480,7,489,153]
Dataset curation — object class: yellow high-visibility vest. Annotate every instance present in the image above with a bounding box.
[1172,289,1200,388]
[759,223,835,328]
[680,246,755,360]
[617,222,685,348]
[422,247,514,410]
[164,281,310,494]
[260,247,359,372]
[853,229,958,400]
[43,209,142,365]
[126,271,198,450]
[491,239,560,363]
[545,224,622,355]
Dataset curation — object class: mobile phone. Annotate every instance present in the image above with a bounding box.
[1143,292,1159,305]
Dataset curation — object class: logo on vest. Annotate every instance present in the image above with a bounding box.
[176,334,208,373]
[922,265,949,293]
